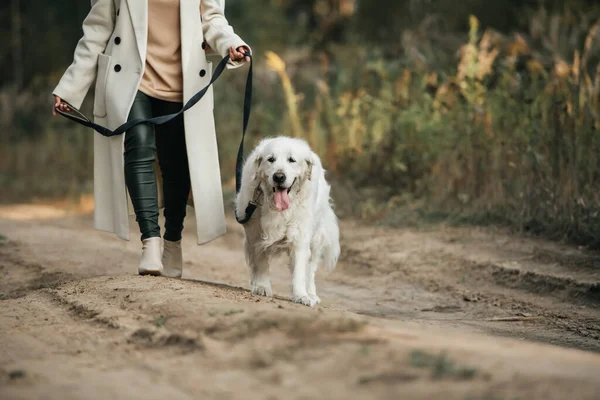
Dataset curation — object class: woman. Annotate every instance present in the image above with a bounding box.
[52,0,250,278]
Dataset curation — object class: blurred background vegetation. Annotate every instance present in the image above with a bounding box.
[2,0,600,247]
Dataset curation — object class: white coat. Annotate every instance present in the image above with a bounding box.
[53,0,250,244]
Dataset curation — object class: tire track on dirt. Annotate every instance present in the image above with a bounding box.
[0,241,75,300]
[335,224,600,351]
[2,211,600,399]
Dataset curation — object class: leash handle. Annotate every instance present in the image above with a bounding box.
[236,52,252,194]
[233,52,257,224]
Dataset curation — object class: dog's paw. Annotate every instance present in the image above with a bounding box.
[252,283,273,297]
[292,295,318,307]
[308,293,321,304]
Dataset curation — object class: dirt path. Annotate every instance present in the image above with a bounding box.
[1,202,599,400]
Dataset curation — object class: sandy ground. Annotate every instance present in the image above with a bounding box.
[1,200,599,400]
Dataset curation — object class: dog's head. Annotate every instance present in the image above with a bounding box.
[252,137,315,211]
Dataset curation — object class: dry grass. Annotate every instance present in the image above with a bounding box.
[263,12,600,247]
[2,8,600,247]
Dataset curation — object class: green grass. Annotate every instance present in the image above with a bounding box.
[223,308,245,317]
[208,309,245,317]
[154,315,166,328]
[409,349,478,380]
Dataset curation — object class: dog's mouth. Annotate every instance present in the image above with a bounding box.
[272,185,292,193]
[271,179,295,211]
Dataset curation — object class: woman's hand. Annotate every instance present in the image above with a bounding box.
[52,96,70,116]
[229,45,250,63]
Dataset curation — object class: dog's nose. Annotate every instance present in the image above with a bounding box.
[273,172,286,184]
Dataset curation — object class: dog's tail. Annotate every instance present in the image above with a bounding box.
[322,206,341,272]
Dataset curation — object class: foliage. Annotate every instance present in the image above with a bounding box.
[262,10,600,247]
[3,1,600,247]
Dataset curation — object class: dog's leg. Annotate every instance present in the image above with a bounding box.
[290,243,316,307]
[245,239,272,297]
[306,245,322,304]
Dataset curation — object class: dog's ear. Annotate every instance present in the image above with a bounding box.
[249,156,263,183]
[304,157,314,181]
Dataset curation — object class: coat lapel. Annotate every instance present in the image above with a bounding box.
[126,0,148,62]
[180,0,199,72]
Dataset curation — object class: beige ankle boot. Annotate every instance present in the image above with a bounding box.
[138,237,163,276]
[162,239,183,278]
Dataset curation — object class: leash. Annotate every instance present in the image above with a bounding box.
[56,52,258,224]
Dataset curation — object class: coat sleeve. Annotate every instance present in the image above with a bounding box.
[201,0,251,69]
[53,0,116,109]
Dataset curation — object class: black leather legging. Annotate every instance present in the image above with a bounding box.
[124,91,190,242]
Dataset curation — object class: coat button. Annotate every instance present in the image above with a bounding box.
[199,69,206,77]
[201,41,207,50]
[114,37,121,45]
[117,8,120,16]
[114,64,122,72]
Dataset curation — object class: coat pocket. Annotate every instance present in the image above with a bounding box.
[93,53,111,118]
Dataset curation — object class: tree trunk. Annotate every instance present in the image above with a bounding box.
[11,0,23,91]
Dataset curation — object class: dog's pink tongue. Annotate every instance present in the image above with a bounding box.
[273,190,291,211]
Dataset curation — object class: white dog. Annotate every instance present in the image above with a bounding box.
[235,137,340,307]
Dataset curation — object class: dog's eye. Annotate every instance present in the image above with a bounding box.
[267,157,276,163]
[288,157,296,163]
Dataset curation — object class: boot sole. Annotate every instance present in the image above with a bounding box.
[138,268,163,276]
[161,268,182,278]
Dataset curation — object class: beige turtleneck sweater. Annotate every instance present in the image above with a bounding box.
[138,0,184,103]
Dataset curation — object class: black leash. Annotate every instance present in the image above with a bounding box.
[56,52,257,224]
